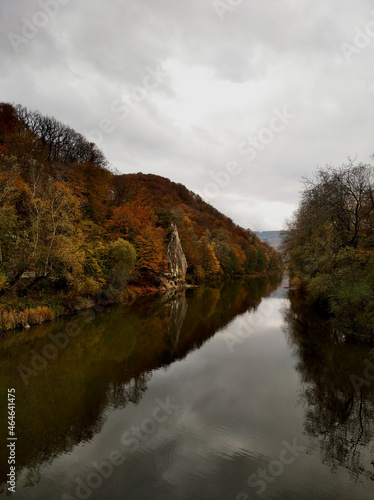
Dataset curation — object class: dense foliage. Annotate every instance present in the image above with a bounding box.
[283,160,374,341]
[0,102,280,330]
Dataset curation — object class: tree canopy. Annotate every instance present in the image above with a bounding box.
[283,159,374,340]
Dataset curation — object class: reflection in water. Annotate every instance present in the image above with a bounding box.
[282,292,374,482]
[109,373,152,410]
[164,291,188,355]
[3,274,373,499]
[0,276,279,494]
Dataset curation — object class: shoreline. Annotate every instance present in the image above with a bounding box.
[0,271,283,335]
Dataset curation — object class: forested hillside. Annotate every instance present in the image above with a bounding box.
[283,161,374,341]
[0,103,280,331]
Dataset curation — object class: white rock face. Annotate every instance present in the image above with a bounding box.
[167,221,188,280]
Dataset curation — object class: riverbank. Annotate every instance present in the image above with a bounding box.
[0,271,282,334]
[0,282,190,333]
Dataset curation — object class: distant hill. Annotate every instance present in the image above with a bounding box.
[255,231,284,250]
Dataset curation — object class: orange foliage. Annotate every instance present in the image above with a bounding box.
[65,162,112,223]
[0,102,281,296]
[135,226,168,276]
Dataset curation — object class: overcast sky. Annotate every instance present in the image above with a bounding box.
[1,0,373,230]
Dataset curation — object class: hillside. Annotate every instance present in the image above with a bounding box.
[255,231,284,250]
[0,103,280,330]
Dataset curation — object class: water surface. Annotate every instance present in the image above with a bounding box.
[0,276,373,499]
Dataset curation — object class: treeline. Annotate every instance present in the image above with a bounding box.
[283,160,374,341]
[7,104,107,167]
[0,102,280,330]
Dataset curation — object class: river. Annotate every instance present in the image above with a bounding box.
[0,275,373,499]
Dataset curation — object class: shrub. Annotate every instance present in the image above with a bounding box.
[0,306,54,331]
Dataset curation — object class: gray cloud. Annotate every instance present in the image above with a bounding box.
[1,0,373,229]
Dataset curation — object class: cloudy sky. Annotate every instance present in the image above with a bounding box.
[1,0,373,230]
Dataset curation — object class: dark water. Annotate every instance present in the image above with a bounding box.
[0,276,373,499]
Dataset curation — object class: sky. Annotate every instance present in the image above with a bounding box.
[0,0,373,231]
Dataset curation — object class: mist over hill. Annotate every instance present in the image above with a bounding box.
[255,231,284,250]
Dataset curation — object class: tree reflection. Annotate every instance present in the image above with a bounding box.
[109,372,152,408]
[283,292,374,481]
[0,275,281,492]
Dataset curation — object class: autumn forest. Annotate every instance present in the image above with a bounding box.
[0,102,280,332]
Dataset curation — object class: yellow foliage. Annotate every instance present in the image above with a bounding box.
[0,273,7,291]
[233,244,246,268]
[0,307,54,331]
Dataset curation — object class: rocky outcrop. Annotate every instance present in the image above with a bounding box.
[165,221,187,283]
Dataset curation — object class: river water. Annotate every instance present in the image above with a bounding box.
[0,275,373,499]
